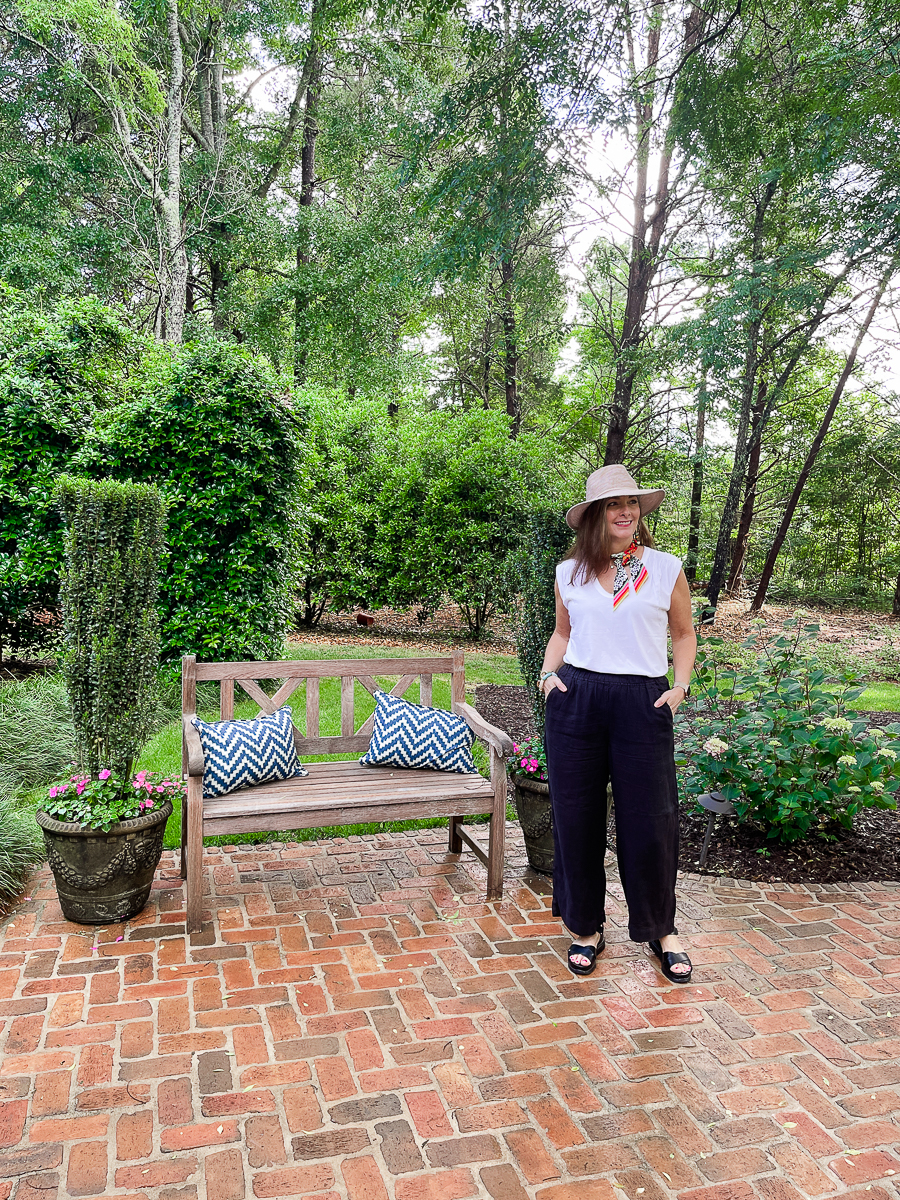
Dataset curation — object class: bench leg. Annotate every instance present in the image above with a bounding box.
[448,816,463,854]
[180,790,188,880]
[186,775,204,934]
[486,748,506,901]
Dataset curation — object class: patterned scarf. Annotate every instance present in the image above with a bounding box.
[610,540,648,609]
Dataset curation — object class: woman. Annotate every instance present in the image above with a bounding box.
[539,465,697,982]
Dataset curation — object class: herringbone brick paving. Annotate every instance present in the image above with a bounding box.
[2,823,900,1200]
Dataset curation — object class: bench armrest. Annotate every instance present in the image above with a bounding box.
[453,702,514,758]
[182,714,205,777]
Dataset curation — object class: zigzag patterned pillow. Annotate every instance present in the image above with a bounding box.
[192,707,308,799]
[360,690,479,775]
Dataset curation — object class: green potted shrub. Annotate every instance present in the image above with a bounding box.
[36,477,179,924]
[510,511,572,874]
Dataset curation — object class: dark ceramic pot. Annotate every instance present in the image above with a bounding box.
[512,776,554,875]
[36,801,172,924]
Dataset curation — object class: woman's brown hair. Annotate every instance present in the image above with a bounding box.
[564,497,655,585]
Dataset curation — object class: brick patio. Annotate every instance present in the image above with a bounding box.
[2,824,900,1200]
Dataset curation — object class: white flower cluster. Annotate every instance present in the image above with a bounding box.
[837,755,857,767]
[822,717,853,732]
[877,747,897,762]
[703,737,729,758]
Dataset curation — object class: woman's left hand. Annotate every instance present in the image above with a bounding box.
[654,686,686,714]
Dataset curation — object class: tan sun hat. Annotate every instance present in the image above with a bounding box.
[565,465,666,530]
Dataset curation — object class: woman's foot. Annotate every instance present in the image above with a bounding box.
[566,929,605,975]
[648,931,692,983]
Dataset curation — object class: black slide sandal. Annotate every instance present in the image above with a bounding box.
[566,930,606,976]
[648,938,692,984]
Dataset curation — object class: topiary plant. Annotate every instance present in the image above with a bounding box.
[55,476,167,780]
[514,510,572,733]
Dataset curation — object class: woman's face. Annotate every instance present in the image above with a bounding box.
[605,495,640,543]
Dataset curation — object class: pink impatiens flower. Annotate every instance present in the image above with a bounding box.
[98,769,111,781]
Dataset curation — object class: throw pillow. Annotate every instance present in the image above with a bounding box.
[192,707,308,799]
[360,690,479,774]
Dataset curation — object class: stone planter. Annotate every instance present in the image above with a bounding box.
[512,776,554,875]
[36,800,172,924]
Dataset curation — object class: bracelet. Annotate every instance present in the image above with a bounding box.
[539,671,558,684]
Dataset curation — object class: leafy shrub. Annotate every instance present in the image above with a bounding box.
[77,340,301,662]
[373,410,547,637]
[513,510,572,732]
[0,675,75,799]
[678,619,900,843]
[507,735,548,781]
[0,797,44,910]
[56,476,167,780]
[0,296,137,656]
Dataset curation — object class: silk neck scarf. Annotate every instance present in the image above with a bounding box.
[610,540,648,608]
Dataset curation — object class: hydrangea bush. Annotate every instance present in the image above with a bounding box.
[677,618,900,843]
[43,768,185,833]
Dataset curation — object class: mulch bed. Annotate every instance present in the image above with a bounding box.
[474,682,900,885]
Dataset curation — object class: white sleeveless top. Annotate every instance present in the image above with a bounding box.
[556,546,682,677]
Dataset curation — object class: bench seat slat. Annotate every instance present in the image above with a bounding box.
[195,656,454,681]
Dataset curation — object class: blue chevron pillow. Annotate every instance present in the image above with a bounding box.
[360,690,479,774]
[192,707,307,799]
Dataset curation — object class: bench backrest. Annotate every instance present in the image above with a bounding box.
[182,650,466,765]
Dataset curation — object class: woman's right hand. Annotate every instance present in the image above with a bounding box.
[541,673,568,698]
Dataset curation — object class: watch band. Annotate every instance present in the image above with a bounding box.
[673,681,691,697]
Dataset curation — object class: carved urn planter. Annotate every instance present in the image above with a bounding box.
[512,776,554,875]
[36,801,172,924]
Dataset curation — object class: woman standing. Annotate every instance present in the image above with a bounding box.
[540,466,697,981]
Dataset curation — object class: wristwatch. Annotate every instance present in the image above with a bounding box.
[673,681,691,697]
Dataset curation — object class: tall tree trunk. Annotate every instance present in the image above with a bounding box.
[704,181,779,613]
[684,372,707,583]
[893,571,900,617]
[750,270,892,612]
[162,0,187,343]
[500,257,519,436]
[604,2,704,464]
[294,49,321,386]
[727,379,767,594]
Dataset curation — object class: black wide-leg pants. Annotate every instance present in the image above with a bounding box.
[544,664,679,943]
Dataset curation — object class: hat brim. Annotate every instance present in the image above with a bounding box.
[565,488,666,530]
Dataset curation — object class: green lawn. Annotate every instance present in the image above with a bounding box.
[140,643,524,851]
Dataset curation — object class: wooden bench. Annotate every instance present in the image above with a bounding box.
[180,649,514,933]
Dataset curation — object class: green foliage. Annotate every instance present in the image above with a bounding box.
[373,410,547,637]
[0,797,44,910]
[507,734,547,781]
[678,620,900,844]
[56,475,167,780]
[0,675,75,800]
[0,295,137,655]
[513,510,571,732]
[78,340,301,662]
[43,768,184,834]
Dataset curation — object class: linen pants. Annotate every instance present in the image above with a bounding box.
[544,664,679,943]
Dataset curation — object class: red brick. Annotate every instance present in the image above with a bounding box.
[114,1159,198,1188]
[6,1013,44,1053]
[315,1056,356,1101]
[283,1085,324,1133]
[158,1077,193,1125]
[459,1034,504,1077]
[359,1067,431,1092]
[521,1020,583,1046]
[76,1084,150,1110]
[232,1024,269,1065]
[394,1169,479,1200]
[457,1101,525,1132]
[405,1090,453,1139]
[840,1089,900,1118]
[654,1105,714,1155]
[77,1044,113,1086]
[638,1134,702,1189]
[0,1100,26,1148]
[31,1072,71,1117]
[698,1147,773,1182]
[534,1183,616,1200]
[562,1141,643,1176]
[47,993,84,1028]
[158,995,190,1034]
[792,1052,850,1096]
[121,1021,154,1058]
[346,1028,384,1071]
[829,1149,900,1185]
[251,1164,334,1197]
[733,1062,797,1087]
[240,1062,311,1089]
[527,1097,584,1149]
[30,1114,109,1142]
[202,1091,277,1118]
[783,1082,846,1127]
[503,1128,560,1184]
[771,1142,834,1196]
[67,1140,108,1197]
[116,1111,153,1160]
[548,1066,604,1112]
[204,1148,245,1200]
[160,1119,239,1152]
[433,1061,479,1108]
[502,1046,568,1072]
[601,995,649,1030]
[843,1120,900,1149]
[775,1110,841,1155]
[246,1114,288,1168]
[601,1079,669,1109]
[341,1155,389,1200]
